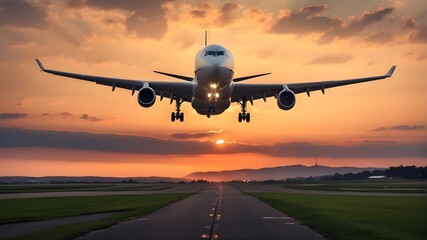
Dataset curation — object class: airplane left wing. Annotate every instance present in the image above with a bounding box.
[35,59,193,102]
[231,66,396,102]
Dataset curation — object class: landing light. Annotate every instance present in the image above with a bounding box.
[215,93,219,98]
[208,93,212,98]
[211,83,217,89]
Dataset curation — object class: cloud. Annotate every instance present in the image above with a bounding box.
[0,113,28,120]
[66,0,85,8]
[390,125,425,131]
[319,7,395,44]
[189,2,211,18]
[0,0,49,28]
[217,2,242,26]
[170,130,223,140]
[268,4,427,45]
[372,127,387,131]
[372,125,425,131]
[271,4,342,35]
[364,32,394,44]
[80,114,106,122]
[409,26,427,44]
[9,41,42,49]
[0,128,425,159]
[68,0,170,39]
[307,55,353,65]
[401,17,417,31]
[415,55,427,61]
[41,112,111,122]
[362,140,396,144]
[270,5,395,44]
[400,17,427,44]
[244,7,273,27]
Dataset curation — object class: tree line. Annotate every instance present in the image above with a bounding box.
[285,165,427,182]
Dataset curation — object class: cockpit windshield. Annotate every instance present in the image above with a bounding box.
[204,50,226,57]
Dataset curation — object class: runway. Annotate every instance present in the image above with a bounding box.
[76,183,325,240]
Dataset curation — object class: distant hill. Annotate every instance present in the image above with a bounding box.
[0,176,186,184]
[186,165,382,181]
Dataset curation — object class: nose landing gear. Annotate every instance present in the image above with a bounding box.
[206,104,216,118]
[237,98,250,123]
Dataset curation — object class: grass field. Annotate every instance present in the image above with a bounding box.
[0,193,192,240]
[280,179,427,193]
[0,183,173,194]
[250,192,427,240]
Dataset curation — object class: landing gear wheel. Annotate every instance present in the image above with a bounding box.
[171,97,185,122]
[237,98,251,123]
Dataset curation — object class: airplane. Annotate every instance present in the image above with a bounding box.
[35,32,396,123]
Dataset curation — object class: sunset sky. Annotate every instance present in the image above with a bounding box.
[0,0,426,178]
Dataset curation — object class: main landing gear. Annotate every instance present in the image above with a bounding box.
[237,98,250,123]
[171,98,184,122]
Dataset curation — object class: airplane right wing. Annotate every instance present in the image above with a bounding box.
[36,59,193,102]
[231,66,396,102]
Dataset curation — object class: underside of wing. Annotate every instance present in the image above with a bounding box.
[35,59,193,102]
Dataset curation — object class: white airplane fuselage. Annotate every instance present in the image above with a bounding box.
[192,44,235,115]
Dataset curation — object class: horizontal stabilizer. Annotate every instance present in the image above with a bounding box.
[234,72,271,82]
[154,71,193,82]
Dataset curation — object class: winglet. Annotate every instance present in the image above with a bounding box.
[35,59,45,71]
[386,65,396,77]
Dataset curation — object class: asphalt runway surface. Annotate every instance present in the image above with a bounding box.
[76,183,325,240]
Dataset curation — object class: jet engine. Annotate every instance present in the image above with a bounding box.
[137,87,156,108]
[277,89,296,110]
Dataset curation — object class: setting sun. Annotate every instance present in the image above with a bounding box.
[216,139,225,145]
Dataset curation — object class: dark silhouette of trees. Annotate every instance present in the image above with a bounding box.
[283,166,427,182]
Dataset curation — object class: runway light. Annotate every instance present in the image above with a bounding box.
[216,139,225,144]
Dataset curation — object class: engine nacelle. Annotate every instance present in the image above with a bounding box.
[277,89,296,110]
[137,87,156,108]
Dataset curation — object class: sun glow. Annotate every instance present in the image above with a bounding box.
[216,139,225,145]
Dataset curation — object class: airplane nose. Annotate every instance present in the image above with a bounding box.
[212,58,224,69]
